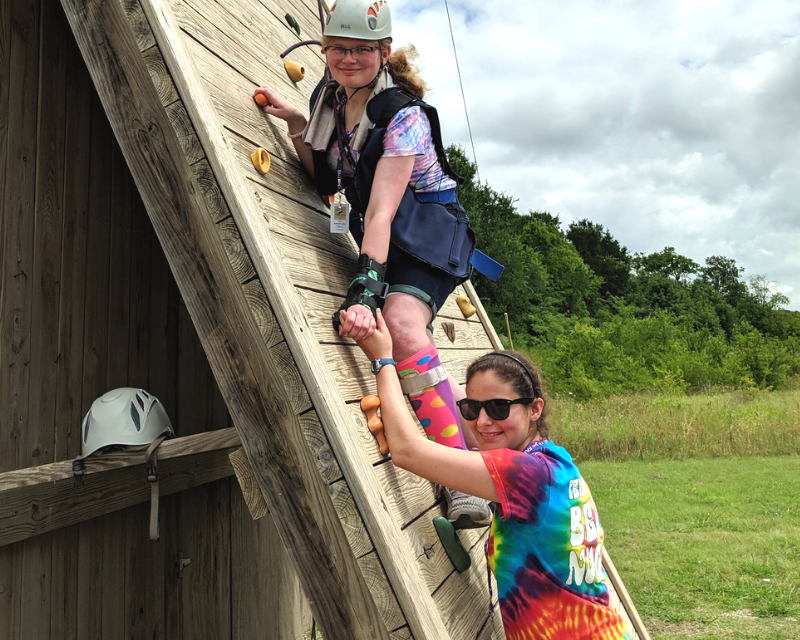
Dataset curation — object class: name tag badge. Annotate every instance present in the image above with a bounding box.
[330,196,350,234]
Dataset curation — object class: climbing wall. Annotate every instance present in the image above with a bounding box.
[69,0,649,637]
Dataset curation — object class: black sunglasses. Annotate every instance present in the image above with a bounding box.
[457,397,534,421]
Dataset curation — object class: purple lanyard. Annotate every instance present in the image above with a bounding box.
[333,95,358,194]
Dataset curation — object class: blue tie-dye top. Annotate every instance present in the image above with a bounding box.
[481,441,629,640]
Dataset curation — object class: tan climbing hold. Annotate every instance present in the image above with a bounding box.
[284,60,305,83]
[456,294,477,318]
[250,147,271,175]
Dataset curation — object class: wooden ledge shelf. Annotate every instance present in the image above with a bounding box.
[0,428,240,548]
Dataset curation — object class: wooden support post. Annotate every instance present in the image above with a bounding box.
[57,1,388,638]
[603,549,652,640]
[229,447,268,520]
[0,428,239,547]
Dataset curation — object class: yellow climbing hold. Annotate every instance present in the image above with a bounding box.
[250,147,271,175]
[456,294,477,318]
[441,425,460,438]
[284,60,306,83]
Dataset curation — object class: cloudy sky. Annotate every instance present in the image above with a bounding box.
[391,0,800,309]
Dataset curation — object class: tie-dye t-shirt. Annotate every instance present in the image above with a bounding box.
[327,105,457,193]
[381,106,458,193]
[481,441,629,640]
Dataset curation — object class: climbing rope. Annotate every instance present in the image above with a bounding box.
[443,0,480,183]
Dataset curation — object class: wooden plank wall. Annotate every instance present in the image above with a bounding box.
[135,0,494,638]
[0,1,311,638]
[149,0,502,636]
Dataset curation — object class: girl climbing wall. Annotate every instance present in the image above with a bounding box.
[254,0,489,527]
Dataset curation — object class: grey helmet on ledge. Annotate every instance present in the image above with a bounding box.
[81,388,174,458]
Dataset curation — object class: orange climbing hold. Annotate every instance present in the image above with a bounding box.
[360,394,389,456]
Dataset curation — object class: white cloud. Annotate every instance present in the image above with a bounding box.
[392,0,800,308]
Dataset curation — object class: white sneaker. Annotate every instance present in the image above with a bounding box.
[441,486,492,529]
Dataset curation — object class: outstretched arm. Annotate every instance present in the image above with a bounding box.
[253,85,315,177]
[357,311,499,503]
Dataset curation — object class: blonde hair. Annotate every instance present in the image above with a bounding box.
[384,42,428,99]
[321,36,428,99]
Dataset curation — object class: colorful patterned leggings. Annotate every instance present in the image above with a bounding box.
[397,343,466,449]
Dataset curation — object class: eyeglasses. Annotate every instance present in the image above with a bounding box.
[456,397,534,421]
[323,45,380,59]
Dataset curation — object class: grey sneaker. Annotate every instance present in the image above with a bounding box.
[441,486,492,529]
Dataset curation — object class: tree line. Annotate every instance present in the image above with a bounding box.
[449,146,800,398]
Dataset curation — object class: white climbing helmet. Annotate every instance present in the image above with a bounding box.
[325,0,392,41]
[81,388,174,458]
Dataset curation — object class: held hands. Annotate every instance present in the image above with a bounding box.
[338,305,376,342]
[354,309,393,362]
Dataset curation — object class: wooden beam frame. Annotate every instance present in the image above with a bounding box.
[0,428,240,548]
[58,1,388,638]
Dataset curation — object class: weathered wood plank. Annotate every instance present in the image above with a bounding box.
[80,87,113,446]
[217,216,257,284]
[52,43,92,460]
[173,0,319,102]
[61,0,390,636]
[193,157,231,223]
[106,142,134,389]
[165,99,205,164]
[121,0,155,50]
[0,428,240,547]
[357,550,406,632]
[230,446,268,520]
[242,278,283,348]
[27,0,68,468]
[433,530,498,639]
[390,627,414,640]
[254,0,327,46]
[142,44,180,106]
[0,0,10,217]
[603,549,652,640]
[300,410,342,484]
[231,487,312,640]
[0,0,41,477]
[21,6,68,635]
[127,189,155,392]
[178,480,232,639]
[100,509,126,638]
[76,516,103,638]
[328,477,373,559]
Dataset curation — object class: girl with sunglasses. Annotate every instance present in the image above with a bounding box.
[254,0,488,526]
[357,310,629,640]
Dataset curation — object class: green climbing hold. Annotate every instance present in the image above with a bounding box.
[285,13,301,36]
[433,516,471,573]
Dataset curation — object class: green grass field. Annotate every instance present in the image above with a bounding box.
[566,388,800,640]
[551,387,800,462]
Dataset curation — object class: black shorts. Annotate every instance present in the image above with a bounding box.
[385,247,460,319]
